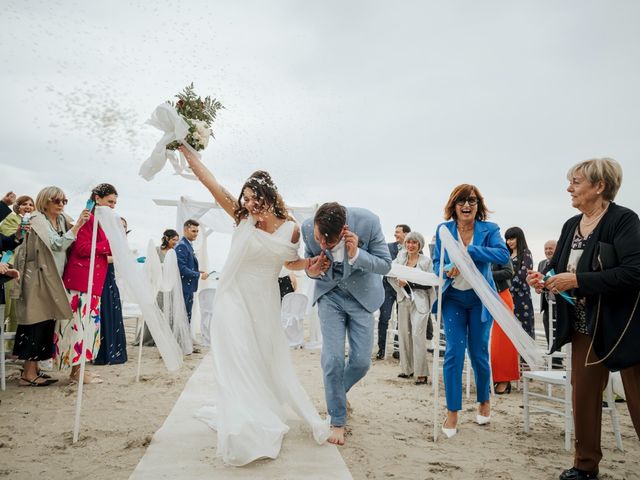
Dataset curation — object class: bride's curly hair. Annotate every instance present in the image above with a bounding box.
[233,171,289,225]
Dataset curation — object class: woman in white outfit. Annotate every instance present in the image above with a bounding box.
[179,146,329,466]
[390,232,435,385]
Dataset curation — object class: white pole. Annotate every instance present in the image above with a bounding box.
[136,316,145,382]
[1,304,6,392]
[73,213,99,444]
[432,227,446,442]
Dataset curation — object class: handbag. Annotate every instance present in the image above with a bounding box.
[591,241,618,271]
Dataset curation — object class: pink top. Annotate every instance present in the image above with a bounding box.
[62,214,111,297]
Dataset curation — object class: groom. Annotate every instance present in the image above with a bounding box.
[302,202,391,445]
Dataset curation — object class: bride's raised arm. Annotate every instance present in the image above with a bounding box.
[178,146,238,219]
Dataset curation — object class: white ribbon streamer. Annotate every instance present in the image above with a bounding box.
[439,226,543,368]
[95,206,183,371]
[386,263,442,287]
[139,103,201,181]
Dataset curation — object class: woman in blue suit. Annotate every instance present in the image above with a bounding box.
[433,184,510,438]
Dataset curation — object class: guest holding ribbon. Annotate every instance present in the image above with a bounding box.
[58,183,117,383]
[390,231,434,385]
[527,158,640,480]
[94,188,128,366]
[11,186,89,386]
[433,184,510,438]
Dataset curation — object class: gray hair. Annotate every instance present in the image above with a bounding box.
[567,157,623,201]
[404,231,425,251]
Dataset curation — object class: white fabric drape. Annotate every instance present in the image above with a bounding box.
[143,242,192,355]
[95,207,183,372]
[162,249,194,355]
[438,226,543,368]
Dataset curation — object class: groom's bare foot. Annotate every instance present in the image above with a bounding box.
[328,426,346,446]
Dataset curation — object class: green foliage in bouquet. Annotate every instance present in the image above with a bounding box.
[166,83,224,151]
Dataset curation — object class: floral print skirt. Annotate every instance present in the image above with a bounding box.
[53,290,101,369]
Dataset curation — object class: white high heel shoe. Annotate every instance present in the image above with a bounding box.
[441,421,457,438]
[476,414,491,425]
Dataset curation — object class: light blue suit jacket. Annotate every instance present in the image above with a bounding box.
[432,220,510,322]
[302,207,392,313]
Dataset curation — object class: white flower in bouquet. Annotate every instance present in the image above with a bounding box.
[191,120,211,149]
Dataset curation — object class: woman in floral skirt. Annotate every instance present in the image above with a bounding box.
[58,183,117,383]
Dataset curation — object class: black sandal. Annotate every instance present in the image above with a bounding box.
[398,373,414,379]
[19,377,56,387]
[19,368,53,380]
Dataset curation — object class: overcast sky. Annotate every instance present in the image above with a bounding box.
[2,0,639,269]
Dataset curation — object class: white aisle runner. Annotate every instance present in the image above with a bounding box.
[129,354,352,480]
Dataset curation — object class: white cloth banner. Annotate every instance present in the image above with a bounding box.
[386,263,442,287]
[145,242,193,355]
[95,206,183,372]
[439,226,544,368]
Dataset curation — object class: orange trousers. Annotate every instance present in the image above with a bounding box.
[490,289,520,383]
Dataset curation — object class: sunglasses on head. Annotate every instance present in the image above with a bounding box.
[49,198,68,205]
[455,196,478,206]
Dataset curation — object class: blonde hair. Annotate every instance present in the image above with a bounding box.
[35,186,66,213]
[567,158,623,201]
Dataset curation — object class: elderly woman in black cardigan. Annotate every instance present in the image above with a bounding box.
[528,158,640,480]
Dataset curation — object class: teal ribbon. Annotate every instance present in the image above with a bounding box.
[543,269,576,305]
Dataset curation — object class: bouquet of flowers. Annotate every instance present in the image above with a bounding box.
[166,83,223,151]
[140,84,224,181]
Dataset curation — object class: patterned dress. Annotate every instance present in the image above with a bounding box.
[53,291,101,368]
[93,264,127,365]
[510,249,535,338]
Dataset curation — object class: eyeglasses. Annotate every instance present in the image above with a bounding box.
[49,198,68,205]
[455,197,478,206]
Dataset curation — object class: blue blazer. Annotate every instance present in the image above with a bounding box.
[175,237,200,295]
[302,207,392,313]
[432,220,509,322]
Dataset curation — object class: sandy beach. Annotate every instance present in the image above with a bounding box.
[1,316,639,480]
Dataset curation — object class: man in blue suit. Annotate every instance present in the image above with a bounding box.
[302,202,392,446]
[175,219,208,324]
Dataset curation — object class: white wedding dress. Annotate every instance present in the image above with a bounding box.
[195,216,330,466]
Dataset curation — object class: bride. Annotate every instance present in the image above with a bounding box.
[179,146,330,466]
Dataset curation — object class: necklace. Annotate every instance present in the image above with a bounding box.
[580,205,608,228]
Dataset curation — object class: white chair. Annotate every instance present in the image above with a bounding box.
[122,302,143,337]
[523,351,624,452]
[522,300,623,452]
[1,304,17,391]
[199,288,216,347]
[281,293,308,348]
